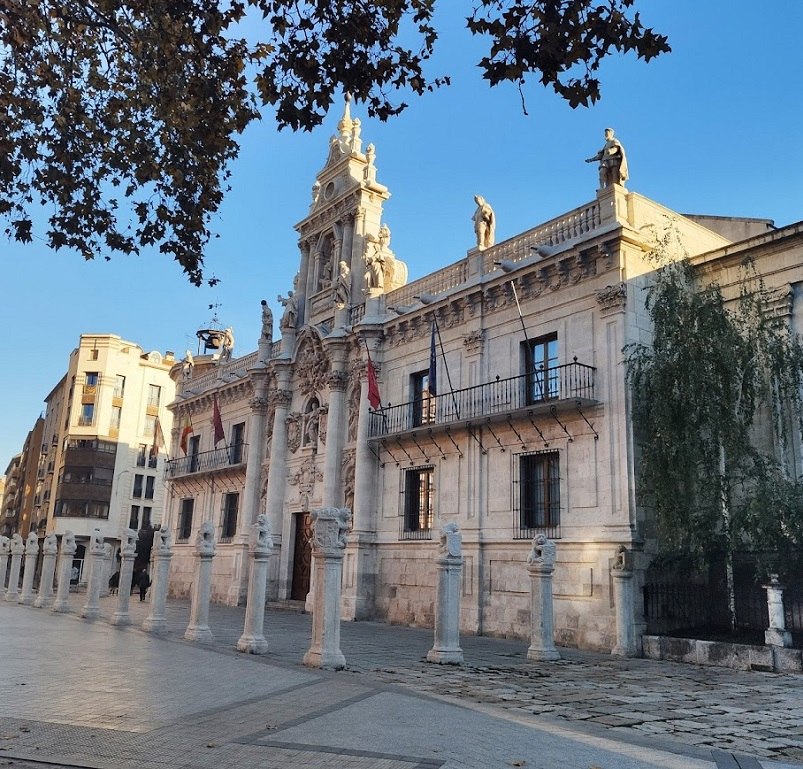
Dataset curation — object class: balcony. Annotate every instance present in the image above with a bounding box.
[368,361,596,439]
[165,444,248,480]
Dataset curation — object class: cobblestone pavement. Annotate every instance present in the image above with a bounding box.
[0,592,801,769]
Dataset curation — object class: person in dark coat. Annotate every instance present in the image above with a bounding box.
[138,570,151,602]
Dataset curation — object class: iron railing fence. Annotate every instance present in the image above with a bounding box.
[165,444,248,479]
[368,361,595,438]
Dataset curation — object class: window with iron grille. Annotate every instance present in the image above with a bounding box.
[514,450,561,539]
[132,474,143,498]
[410,370,435,427]
[401,466,434,540]
[230,423,245,464]
[221,493,239,541]
[525,334,559,404]
[129,505,140,530]
[178,498,194,542]
[136,444,147,467]
[144,475,155,500]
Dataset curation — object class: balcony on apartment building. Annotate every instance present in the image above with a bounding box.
[165,443,248,480]
[368,359,597,439]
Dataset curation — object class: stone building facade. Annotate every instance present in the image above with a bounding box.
[164,102,803,652]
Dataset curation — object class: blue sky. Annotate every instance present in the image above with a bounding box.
[1,0,801,469]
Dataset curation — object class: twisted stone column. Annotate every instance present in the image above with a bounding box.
[526,535,560,662]
[18,531,39,605]
[143,529,173,634]
[184,521,216,642]
[427,523,464,665]
[111,528,138,626]
[237,514,274,654]
[80,530,106,619]
[52,532,77,613]
[303,507,351,670]
[611,546,638,657]
[5,534,24,602]
[34,534,59,608]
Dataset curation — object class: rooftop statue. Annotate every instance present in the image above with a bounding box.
[260,299,273,341]
[334,261,351,308]
[585,127,629,188]
[472,195,496,250]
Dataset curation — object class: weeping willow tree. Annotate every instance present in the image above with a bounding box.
[626,230,803,629]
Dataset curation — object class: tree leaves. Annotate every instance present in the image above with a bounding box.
[0,0,669,282]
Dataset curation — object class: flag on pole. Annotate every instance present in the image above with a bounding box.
[179,414,193,455]
[427,322,437,397]
[150,417,166,459]
[212,393,225,446]
[367,355,381,410]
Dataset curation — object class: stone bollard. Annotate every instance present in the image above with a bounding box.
[764,574,792,648]
[80,529,106,619]
[526,534,561,662]
[34,534,59,608]
[52,531,77,613]
[237,514,274,654]
[427,522,464,665]
[611,545,638,657]
[303,507,351,670]
[5,534,24,602]
[99,543,113,598]
[18,531,40,605]
[184,521,216,642]
[111,529,138,626]
[143,529,173,634]
[0,535,10,591]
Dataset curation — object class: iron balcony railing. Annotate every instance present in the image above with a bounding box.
[368,360,595,438]
[165,443,247,479]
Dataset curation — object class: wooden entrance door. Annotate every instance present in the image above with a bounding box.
[290,512,313,601]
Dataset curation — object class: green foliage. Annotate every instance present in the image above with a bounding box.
[625,231,803,577]
[0,0,669,283]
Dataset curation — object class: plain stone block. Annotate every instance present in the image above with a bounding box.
[773,647,803,673]
[661,636,696,663]
[748,645,774,671]
[642,635,661,659]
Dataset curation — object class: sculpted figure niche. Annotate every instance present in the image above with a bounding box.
[585,128,628,188]
[334,260,351,308]
[363,235,385,292]
[472,195,496,250]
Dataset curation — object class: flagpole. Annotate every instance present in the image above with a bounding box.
[433,318,460,420]
[507,281,544,400]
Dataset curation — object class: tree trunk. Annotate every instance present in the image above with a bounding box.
[720,444,736,632]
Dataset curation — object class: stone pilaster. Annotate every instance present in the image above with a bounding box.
[427,523,464,665]
[764,575,792,648]
[142,529,173,634]
[303,507,351,670]
[80,530,106,619]
[52,532,77,613]
[237,514,274,654]
[33,534,58,609]
[184,521,216,643]
[526,535,560,662]
[611,546,638,657]
[5,534,24,602]
[111,528,138,626]
[18,532,39,605]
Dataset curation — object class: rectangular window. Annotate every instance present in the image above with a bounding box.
[189,435,201,472]
[78,402,95,426]
[221,493,239,541]
[89,349,99,361]
[148,449,158,469]
[129,505,140,529]
[142,506,152,529]
[402,466,434,539]
[516,451,561,539]
[136,444,147,467]
[113,375,125,398]
[526,334,559,403]
[178,498,194,542]
[144,475,155,500]
[132,474,143,498]
[147,384,161,408]
[410,370,435,427]
[85,372,99,386]
[230,422,245,464]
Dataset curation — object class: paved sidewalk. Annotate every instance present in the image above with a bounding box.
[0,592,801,769]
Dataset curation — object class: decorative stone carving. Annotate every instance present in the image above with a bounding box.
[43,533,58,555]
[346,374,361,443]
[278,287,298,330]
[342,448,356,511]
[287,411,302,453]
[334,260,351,308]
[195,519,216,556]
[327,369,349,392]
[219,327,235,361]
[610,545,637,657]
[152,527,172,557]
[52,531,77,613]
[33,533,59,609]
[526,534,560,662]
[318,403,329,445]
[80,529,106,619]
[473,195,496,250]
[111,528,138,627]
[363,235,385,293]
[463,329,485,356]
[5,534,24,602]
[249,395,269,413]
[585,127,628,188]
[237,514,274,654]
[294,339,329,396]
[19,531,39,605]
[143,528,173,634]
[289,456,323,509]
[427,522,464,665]
[185,521,216,642]
[438,522,462,558]
[271,388,294,408]
[596,282,627,311]
[311,506,351,552]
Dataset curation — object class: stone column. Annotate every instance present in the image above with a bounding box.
[611,546,638,657]
[303,507,351,670]
[18,531,40,605]
[5,534,24,602]
[322,363,349,507]
[52,532,77,613]
[427,523,464,665]
[111,528,138,626]
[236,514,274,654]
[764,574,793,648]
[34,534,59,608]
[80,529,106,619]
[99,543,112,598]
[184,521,216,642]
[142,529,173,634]
[526,535,560,662]
[0,536,10,591]
[242,371,270,529]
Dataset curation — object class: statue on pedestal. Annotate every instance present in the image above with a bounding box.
[472,195,496,250]
[585,128,629,188]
